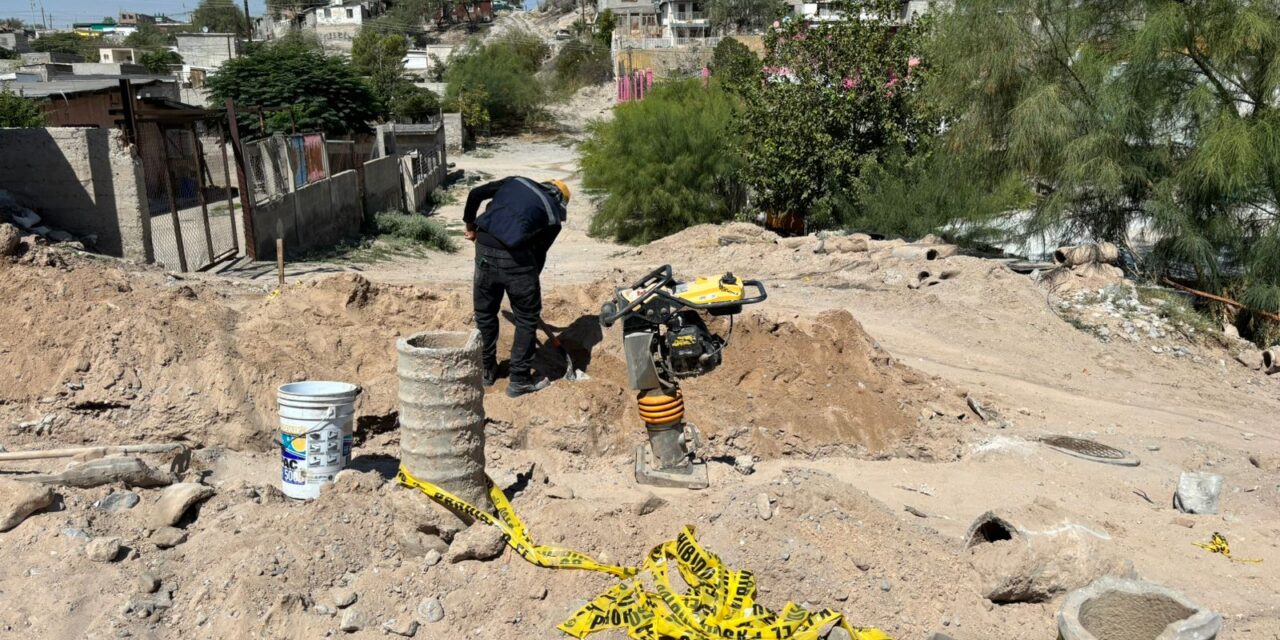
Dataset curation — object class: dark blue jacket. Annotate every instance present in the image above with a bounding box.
[463,177,565,267]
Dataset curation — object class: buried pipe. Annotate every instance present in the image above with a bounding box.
[1053,242,1120,266]
[892,244,958,261]
[1263,347,1280,375]
[1057,577,1220,640]
[397,330,490,512]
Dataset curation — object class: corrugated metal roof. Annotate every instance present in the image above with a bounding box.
[1,76,168,98]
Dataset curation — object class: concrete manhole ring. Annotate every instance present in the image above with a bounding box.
[1038,435,1140,466]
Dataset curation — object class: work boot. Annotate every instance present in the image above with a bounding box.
[506,376,550,398]
[482,365,498,387]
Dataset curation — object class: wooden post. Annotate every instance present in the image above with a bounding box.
[117,79,138,145]
[158,125,190,272]
[225,98,258,260]
[217,122,241,255]
[276,238,285,287]
[188,123,217,266]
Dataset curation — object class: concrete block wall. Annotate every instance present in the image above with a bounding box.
[0,127,152,262]
[362,155,403,214]
[250,170,364,259]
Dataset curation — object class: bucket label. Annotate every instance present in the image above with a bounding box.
[280,426,346,487]
[281,433,307,485]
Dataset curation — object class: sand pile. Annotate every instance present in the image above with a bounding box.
[0,254,969,461]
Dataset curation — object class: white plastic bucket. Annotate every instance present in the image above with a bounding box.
[277,381,360,500]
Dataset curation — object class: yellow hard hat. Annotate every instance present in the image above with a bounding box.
[547,179,571,204]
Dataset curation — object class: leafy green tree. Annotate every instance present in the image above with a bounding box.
[207,39,380,137]
[0,18,25,29]
[742,0,933,229]
[352,30,410,105]
[705,0,788,34]
[928,0,1280,333]
[140,50,184,74]
[192,0,250,37]
[391,86,441,123]
[582,80,746,244]
[444,32,547,129]
[710,37,760,95]
[32,33,100,60]
[595,9,617,47]
[124,24,174,49]
[0,48,18,60]
[0,89,45,127]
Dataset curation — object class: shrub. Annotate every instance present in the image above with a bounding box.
[372,212,457,253]
[582,80,746,244]
[553,41,612,94]
[444,32,547,130]
[710,37,760,96]
[0,89,45,128]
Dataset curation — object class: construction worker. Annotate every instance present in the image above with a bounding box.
[463,176,570,398]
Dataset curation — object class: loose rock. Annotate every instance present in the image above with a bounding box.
[632,493,667,516]
[330,588,357,609]
[733,455,756,475]
[150,526,188,549]
[1174,472,1223,515]
[382,618,419,637]
[0,223,21,256]
[339,609,365,633]
[423,549,442,566]
[149,482,214,527]
[755,493,772,521]
[136,573,160,594]
[0,478,55,531]
[100,491,141,512]
[85,536,123,563]
[545,485,575,500]
[446,524,505,563]
[417,597,444,623]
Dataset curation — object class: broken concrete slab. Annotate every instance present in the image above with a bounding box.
[1057,576,1220,640]
[22,456,175,489]
[1174,472,1223,515]
[148,482,214,528]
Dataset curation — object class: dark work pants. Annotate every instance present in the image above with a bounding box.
[473,252,542,383]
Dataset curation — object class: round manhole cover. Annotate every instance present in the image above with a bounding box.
[1038,435,1140,466]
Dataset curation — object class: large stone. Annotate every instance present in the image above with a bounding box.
[330,588,357,609]
[1174,472,1223,515]
[339,609,365,633]
[100,491,140,512]
[1057,577,1221,640]
[150,526,189,549]
[85,536,123,563]
[966,500,1133,604]
[382,618,419,637]
[149,483,214,527]
[0,478,55,531]
[446,524,506,563]
[756,493,773,521]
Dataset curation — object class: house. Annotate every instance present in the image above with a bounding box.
[0,29,32,54]
[788,0,937,23]
[175,33,240,88]
[119,12,156,26]
[438,0,493,25]
[21,51,84,65]
[655,0,709,43]
[598,0,659,39]
[2,77,180,128]
[99,48,142,64]
[153,16,191,33]
[307,0,386,52]
[403,45,454,79]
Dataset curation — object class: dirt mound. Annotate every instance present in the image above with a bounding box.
[0,256,967,461]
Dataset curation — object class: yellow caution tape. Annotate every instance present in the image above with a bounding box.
[1193,532,1262,564]
[397,465,891,640]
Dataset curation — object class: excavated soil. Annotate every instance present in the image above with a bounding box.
[0,253,967,462]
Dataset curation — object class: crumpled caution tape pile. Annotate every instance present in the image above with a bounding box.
[397,465,891,640]
[1193,532,1263,564]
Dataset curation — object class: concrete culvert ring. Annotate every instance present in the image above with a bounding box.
[1058,577,1221,640]
[963,511,1019,548]
[404,331,477,351]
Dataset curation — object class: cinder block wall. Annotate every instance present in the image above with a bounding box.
[0,127,152,262]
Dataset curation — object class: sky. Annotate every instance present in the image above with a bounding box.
[0,0,541,29]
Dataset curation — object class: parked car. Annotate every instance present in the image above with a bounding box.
[554,29,573,40]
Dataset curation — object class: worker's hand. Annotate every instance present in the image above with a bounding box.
[464,230,476,242]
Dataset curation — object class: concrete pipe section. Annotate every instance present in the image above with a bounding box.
[397,330,489,511]
[1057,577,1221,640]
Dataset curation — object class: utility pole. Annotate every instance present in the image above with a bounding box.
[39,1,47,29]
[243,0,252,42]
[579,0,586,36]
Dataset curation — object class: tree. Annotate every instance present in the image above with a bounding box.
[140,50,184,74]
[741,0,934,229]
[391,86,441,123]
[207,39,380,137]
[32,33,100,61]
[0,48,18,60]
[0,89,45,127]
[710,37,760,95]
[0,18,25,29]
[582,80,747,244]
[927,0,1280,336]
[124,24,173,49]
[552,40,612,94]
[705,0,788,34]
[444,32,547,130]
[595,9,617,47]
[352,30,410,105]
[192,0,250,37]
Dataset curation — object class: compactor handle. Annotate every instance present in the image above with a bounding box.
[599,265,675,327]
